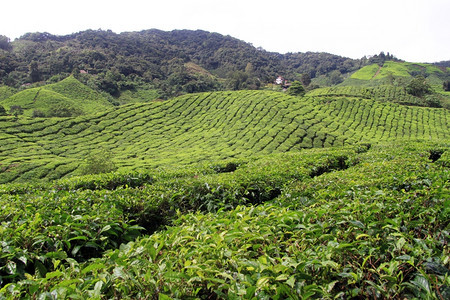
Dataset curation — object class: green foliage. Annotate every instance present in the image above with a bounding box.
[9,105,23,117]
[116,86,160,104]
[300,73,311,87]
[407,75,433,97]
[351,63,381,80]
[328,70,344,85]
[0,35,12,51]
[443,80,450,92]
[1,76,113,116]
[0,29,365,94]
[350,61,447,84]
[0,90,448,183]
[80,149,118,175]
[2,29,448,99]
[0,105,6,116]
[29,61,41,83]
[0,141,448,298]
[287,81,305,96]
[306,85,446,108]
[31,109,46,118]
[0,86,16,100]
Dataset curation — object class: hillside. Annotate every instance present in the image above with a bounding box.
[0,29,362,98]
[1,30,449,105]
[0,90,448,183]
[0,139,448,298]
[0,29,449,298]
[0,76,113,117]
[348,61,447,82]
[306,85,449,108]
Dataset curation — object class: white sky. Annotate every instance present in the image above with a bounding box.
[2,0,449,63]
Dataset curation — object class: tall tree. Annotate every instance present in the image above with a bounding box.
[0,35,11,51]
[300,73,311,87]
[29,61,41,82]
[443,80,450,92]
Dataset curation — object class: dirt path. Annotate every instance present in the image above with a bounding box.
[371,65,383,80]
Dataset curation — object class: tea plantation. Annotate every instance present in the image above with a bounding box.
[0,90,448,183]
[0,90,449,298]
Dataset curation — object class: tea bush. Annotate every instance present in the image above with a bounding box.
[0,141,448,298]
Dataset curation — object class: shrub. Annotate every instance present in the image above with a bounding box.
[406,75,432,97]
[47,104,83,117]
[287,81,305,96]
[9,105,23,117]
[32,109,46,118]
[80,149,117,175]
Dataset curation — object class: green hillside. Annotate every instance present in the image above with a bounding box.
[0,76,112,117]
[1,29,449,299]
[0,90,448,183]
[0,86,16,101]
[0,89,449,298]
[0,140,448,299]
[349,61,448,84]
[306,85,449,107]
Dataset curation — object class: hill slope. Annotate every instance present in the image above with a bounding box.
[350,61,446,81]
[0,90,448,183]
[0,76,113,116]
[0,140,448,298]
[0,29,361,97]
[346,61,449,90]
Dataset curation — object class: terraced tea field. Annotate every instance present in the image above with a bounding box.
[0,88,449,298]
[0,76,112,117]
[307,85,450,107]
[1,90,448,183]
[1,140,448,299]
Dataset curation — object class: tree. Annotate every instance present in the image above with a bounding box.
[0,105,7,116]
[226,71,249,90]
[300,73,311,87]
[47,104,83,117]
[443,80,450,92]
[424,95,442,108]
[287,81,305,96]
[245,62,254,74]
[329,70,344,85]
[0,35,11,51]
[29,61,41,83]
[406,75,432,97]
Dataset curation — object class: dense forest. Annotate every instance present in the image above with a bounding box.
[0,29,388,99]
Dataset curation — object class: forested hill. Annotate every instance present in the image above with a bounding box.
[0,29,362,97]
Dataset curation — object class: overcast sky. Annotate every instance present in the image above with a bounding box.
[2,0,449,63]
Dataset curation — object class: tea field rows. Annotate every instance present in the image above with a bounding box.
[1,90,448,183]
[0,140,448,298]
[306,85,449,107]
[0,76,113,117]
